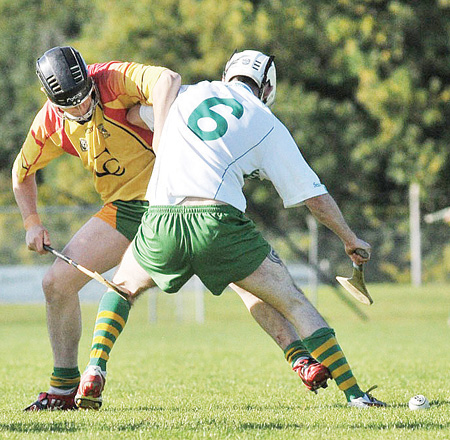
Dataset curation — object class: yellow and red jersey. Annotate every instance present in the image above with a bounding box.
[13,61,166,204]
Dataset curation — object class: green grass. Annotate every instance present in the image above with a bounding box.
[1,283,449,439]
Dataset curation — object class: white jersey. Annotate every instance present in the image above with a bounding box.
[143,80,327,212]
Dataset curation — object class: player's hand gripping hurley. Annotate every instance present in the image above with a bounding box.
[336,249,374,305]
[43,245,131,303]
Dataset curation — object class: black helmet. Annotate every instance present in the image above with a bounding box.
[36,46,93,107]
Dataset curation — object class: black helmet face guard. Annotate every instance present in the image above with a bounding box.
[36,46,93,108]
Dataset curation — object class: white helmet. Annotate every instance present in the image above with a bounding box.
[223,50,276,107]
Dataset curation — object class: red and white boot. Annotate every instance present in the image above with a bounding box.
[75,366,106,410]
[293,357,331,393]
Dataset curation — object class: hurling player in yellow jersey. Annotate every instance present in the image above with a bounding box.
[13,46,180,410]
[13,47,330,411]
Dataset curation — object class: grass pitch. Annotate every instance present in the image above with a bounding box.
[0,283,449,439]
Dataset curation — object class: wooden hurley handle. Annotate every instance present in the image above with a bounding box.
[43,245,130,303]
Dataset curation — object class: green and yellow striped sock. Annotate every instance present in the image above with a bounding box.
[50,367,80,392]
[88,290,130,371]
[284,340,310,367]
[303,327,364,401]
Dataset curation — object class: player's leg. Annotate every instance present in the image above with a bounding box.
[189,206,331,393]
[76,244,156,409]
[78,204,199,408]
[86,243,156,375]
[25,217,130,411]
[230,284,331,393]
[234,256,385,406]
[234,286,299,348]
[233,286,331,392]
[234,255,328,336]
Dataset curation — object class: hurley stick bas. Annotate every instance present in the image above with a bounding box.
[43,245,131,303]
[336,249,373,305]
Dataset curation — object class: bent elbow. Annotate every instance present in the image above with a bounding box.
[165,70,181,88]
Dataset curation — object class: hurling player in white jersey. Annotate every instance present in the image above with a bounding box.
[144,80,326,210]
[76,50,385,409]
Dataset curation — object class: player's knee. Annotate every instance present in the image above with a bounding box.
[42,266,80,302]
[42,269,62,301]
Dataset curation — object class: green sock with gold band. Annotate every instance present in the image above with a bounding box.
[284,340,311,367]
[303,327,364,401]
[50,367,80,391]
[88,290,130,371]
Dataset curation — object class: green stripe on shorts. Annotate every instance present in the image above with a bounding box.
[132,205,270,295]
[112,200,149,241]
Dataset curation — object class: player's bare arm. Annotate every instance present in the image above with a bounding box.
[12,172,50,254]
[304,193,371,266]
[151,69,181,152]
[126,105,147,129]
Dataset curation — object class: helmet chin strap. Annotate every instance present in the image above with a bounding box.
[63,86,99,123]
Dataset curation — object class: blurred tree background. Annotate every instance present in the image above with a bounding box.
[0,0,449,282]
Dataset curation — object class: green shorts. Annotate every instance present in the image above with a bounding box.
[132,205,270,295]
[94,200,149,241]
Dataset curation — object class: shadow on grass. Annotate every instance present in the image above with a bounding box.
[0,420,306,433]
[1,421,80,433]
[5,400,448,434]
[4,418,450,434]
[238,422,305,430]
[240,421,450,431]
[108,403,319,412]
[381,399,450,409]
[350,422,450,430]
[430,399,450,408]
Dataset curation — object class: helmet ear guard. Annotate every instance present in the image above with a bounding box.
[223,50,276,107]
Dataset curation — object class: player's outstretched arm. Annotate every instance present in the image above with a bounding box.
[304,194,371,265]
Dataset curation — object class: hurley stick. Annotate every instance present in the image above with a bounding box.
[44,245,131,303]
[336,249,373,305]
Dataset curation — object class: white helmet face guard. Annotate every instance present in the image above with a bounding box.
[223,50,276,107]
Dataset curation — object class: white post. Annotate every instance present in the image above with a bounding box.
[307,215,319,306]
[409,182,422,286]
[148,288,158,323]
[175,292,184,321]
[194,276,205,323]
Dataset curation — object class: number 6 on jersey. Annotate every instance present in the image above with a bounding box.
[188,97,243,141]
